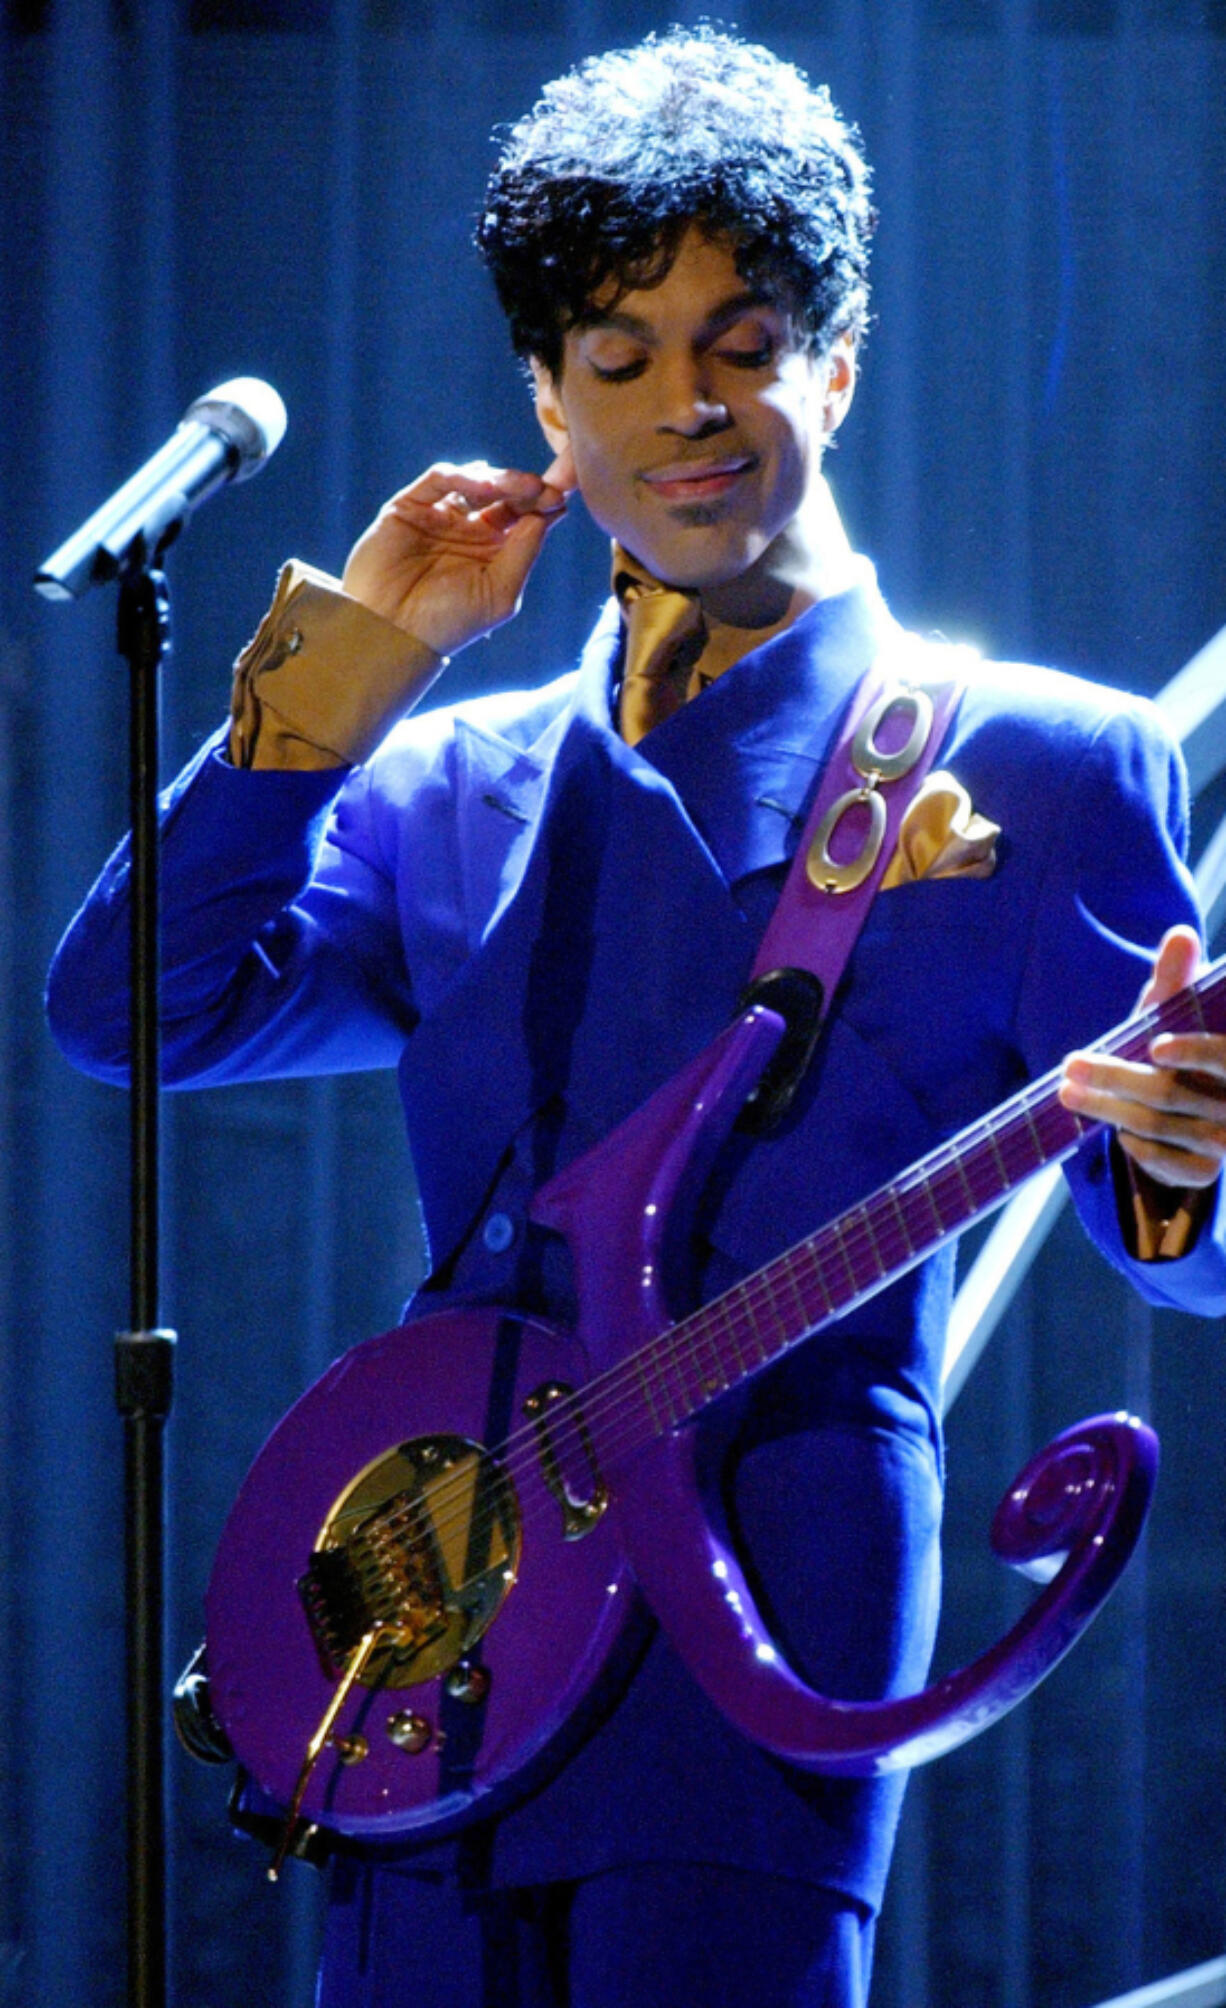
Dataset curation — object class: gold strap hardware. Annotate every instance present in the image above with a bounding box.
[807,787,888,894]
[806,682,936,896]
[851,685,934,782]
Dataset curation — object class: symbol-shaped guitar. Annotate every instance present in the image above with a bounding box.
[205,961,1225,1864]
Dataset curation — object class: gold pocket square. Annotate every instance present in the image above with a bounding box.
[881,770,999,889]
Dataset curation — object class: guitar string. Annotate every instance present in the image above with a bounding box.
[337,974,1220,1601]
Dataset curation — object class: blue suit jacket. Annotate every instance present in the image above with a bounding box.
[47,570,1226,1908]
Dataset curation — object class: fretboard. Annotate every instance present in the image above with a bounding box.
[621,959,1226,1438]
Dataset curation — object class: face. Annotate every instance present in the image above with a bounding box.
[533,228,855,614]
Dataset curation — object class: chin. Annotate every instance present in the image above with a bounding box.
[623,527,762,594]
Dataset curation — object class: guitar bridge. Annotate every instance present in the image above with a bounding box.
[299,1505,448,1678]
[298,1432,522,1690]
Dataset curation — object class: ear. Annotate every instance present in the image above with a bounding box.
[820,332,858,441]
[530,357,571,456]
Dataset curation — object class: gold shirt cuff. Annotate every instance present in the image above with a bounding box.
[228,560,447,770]
[1116,1147,1214,1263]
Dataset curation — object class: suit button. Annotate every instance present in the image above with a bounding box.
[483,1212,515,1253]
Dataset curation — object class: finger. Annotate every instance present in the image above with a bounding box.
[1149,1032,1226,1078]
[386,490,521,550]
[477,491,570,536]
[389,462,552,516]
[400,483,568,544]
[1064,1049,1226,1112]
[1138,923,1202,1010]
[481,506,558,608]
[1114,1127,1223,1189]
[1062,1084,1226,1155]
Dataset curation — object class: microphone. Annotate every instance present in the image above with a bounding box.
[35,377,288,601]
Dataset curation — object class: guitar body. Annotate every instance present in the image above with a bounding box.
[208,1006,784,1842]
[207,1305,636,1840]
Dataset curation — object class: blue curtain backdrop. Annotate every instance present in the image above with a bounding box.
[3,3,1225,2004]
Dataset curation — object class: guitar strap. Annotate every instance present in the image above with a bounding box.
[739,637,969,1131]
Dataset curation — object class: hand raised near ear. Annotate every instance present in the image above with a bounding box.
[342,453,575,660]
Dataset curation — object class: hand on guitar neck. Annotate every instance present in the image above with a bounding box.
[1060,925,1226,1247]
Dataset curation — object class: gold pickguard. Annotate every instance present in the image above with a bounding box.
[300,1434,521,1690]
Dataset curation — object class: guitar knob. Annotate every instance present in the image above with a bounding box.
[445,1659,491,1705]
[386,1710,433,1754]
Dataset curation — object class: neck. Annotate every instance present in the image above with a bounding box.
[611,475,861,693]
[697,473,856,631]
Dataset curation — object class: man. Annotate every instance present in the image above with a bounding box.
[47,28,1226,2008]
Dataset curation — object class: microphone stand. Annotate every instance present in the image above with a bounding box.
[38,380,286,2008]
[115,559,176,2008]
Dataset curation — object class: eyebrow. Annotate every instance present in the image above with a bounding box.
[576,290,777,344]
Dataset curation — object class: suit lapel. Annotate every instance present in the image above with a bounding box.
[634,565,897,885]
[452,566,898,951]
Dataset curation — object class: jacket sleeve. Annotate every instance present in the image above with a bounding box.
[1013,693,1226,1317]
[45,728,421,1087]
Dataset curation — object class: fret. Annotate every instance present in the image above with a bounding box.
[807,1249,845,1326]
[756,1288,795,1360]
[711,1297,748,1380]
[914,1175,946,1243]
[689,1343,720,1416]
[984,1124,1012,1189]
[961,1139,1004,1209]
[779,1258,812,1346]
[651,1340,687,1429]
[692,1334,724,1402]
[858,1204,888,1278]
[1152,987,1206,1040]
[698,1308,733,1394]
[685,1316,713,1396]
[927,1162,966,1236]
[1020,1102,1046,1169]
[1031,1097,1080,1158]
[997,1114,1043,1186]
[798,1240,836,1319]
[951,1153,978,1216]
[890,1183,933,1261]
[672,1332,710,1418]
[886,1186,917,1262]
[826,1217,860,1302]
[636,1352,664,1436]
[741,1284,774,1365]
[847,1212,883,1292]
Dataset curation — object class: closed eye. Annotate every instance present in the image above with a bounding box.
[717,343,774,370]
[589,357,648,383]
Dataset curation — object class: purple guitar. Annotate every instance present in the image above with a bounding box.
[205,962,1225,1867]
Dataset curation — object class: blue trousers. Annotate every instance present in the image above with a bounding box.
[317,1860,876,2007]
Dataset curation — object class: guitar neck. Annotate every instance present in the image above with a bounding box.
[633,961,1226,1434]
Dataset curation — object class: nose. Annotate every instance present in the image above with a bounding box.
[656,354,731,437]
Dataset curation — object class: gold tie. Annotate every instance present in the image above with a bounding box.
[615,570,707,746]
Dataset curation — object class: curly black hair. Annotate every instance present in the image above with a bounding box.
[477,26,875,378]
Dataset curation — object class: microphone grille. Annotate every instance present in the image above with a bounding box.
[186,378,288,479]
